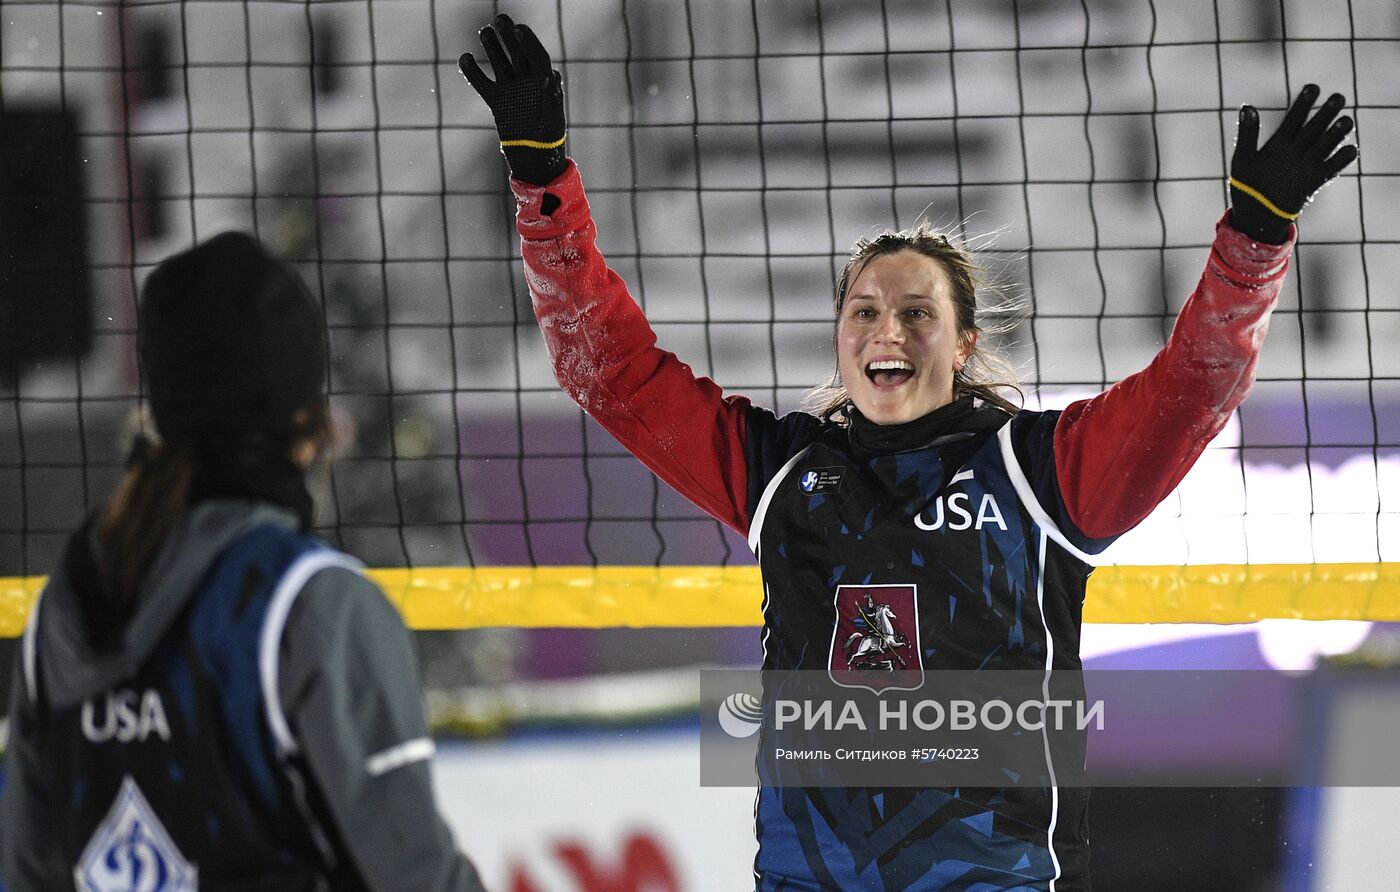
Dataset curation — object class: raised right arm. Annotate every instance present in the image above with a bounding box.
[511,162,755,535]
[462,13,814,535]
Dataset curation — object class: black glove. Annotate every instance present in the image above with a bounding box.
[459,14,567,187]
[1229,84,1357,244]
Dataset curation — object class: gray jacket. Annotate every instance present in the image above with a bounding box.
[0,499,485,891]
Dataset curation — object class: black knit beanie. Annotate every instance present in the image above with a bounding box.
[139,232,326,440]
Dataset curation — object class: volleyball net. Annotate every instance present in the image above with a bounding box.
[2,0,1399,635]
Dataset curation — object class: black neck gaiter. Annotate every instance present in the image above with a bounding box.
[847,396,981,458]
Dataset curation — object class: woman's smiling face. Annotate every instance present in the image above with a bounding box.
[836,250,976,425]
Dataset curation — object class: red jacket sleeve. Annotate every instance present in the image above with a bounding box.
[512,161,754,535]
[1053,214,1294,539]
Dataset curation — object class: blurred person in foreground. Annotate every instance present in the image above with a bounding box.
[0,233,484,891]
[460,13,1357,890]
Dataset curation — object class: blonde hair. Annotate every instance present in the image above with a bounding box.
[805,223,1023,423]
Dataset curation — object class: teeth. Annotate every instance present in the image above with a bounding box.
[867,360,913,372]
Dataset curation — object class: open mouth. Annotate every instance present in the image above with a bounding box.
[866,359,915,388]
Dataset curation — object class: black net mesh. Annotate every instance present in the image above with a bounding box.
[1,0,1396,581]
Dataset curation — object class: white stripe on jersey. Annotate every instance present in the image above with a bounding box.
[1035,528,1063,889]
[747,446,813,557]
[996,423,1099,565]
[22,591,41,705]
[259,550,364,758]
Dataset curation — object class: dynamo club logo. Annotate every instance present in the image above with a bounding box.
[76,776,197,892]
[829,584,922,693]
[798,466,843,495]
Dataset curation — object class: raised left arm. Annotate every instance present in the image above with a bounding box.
[1053,85,1357,539]
[1053,217,1291,539]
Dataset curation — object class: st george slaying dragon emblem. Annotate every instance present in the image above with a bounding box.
[829,585,922,693]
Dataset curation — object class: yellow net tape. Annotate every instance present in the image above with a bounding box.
[1,563,1398,635]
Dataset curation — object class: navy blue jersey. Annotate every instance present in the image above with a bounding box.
[515,162,1296,892]
[20,524,362,890]
[743,402,1107,890]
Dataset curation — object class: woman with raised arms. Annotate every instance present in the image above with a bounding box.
[461,14,1355,890]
